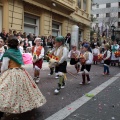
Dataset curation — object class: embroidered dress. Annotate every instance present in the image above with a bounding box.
[0,48,46,113]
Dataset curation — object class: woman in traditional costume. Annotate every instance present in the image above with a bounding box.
[0,36,46,119]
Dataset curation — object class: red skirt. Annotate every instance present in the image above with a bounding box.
[93,55,98,61]
[33,59,43,69]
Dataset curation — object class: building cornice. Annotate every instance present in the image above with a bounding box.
[23,0,70,18]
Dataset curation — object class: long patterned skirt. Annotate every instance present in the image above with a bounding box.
[0,68,46,114]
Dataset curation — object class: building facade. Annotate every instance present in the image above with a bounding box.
[92,0,120,39]
[0,0,91,41]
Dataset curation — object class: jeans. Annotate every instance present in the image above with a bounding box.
[104,65,109,74]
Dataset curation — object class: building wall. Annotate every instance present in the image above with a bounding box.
[92,0,120,38]
[8,0,23,32]
[93,0,119,4]
[1,0,92,41]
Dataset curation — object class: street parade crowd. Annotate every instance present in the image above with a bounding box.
[0,28,120,119]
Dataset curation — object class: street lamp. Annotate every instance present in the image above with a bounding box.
[111,24,116,41]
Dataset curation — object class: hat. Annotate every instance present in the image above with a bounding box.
[34,37,41,42]
[55,36,65,44]
[83,44,89,49]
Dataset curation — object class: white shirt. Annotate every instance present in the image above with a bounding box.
[92,48,100,55]
[0,46,5,59]
[19,46,24,54]
[54,46,68,64]
[85,52,93,64]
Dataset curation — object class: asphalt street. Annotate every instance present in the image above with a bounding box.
[3,62,120,120]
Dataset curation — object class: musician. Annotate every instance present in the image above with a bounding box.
[68,44,80,73]
[54,36,68,94]
[79,44,93,85]
[32,38,44,83]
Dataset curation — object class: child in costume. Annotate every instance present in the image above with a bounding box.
[103,44,111,75]
[68,45,80,73]
[54,36,68,94]
[32,38,44,83]
[0,36,46,119]
[79,44,93,85]
[92,45,100,64]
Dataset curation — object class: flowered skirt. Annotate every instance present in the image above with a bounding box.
[0,68,46,114]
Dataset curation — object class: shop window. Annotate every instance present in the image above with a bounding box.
[106,13,110,17]
[0,7,2,32]
[24,14,39,35]
[106,3,111,8]
[52,22,61,37]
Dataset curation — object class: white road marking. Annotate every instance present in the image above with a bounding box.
[45,73,120,120]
